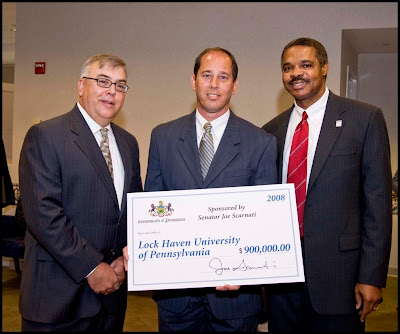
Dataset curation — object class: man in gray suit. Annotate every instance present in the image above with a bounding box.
[144,47,277,331]
[262,37,392,332]
[19,54,143,331]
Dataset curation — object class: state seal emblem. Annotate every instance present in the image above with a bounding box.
[149,201,174,217]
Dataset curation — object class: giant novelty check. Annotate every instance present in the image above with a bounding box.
[127,184,304,291]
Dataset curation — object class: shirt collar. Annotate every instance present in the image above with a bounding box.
[293,87,329,123]
[195,109,230,142]
[77,102,113,135]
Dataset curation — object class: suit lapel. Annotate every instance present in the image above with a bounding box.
[177,112,203,188]
[203,112,240,188]
[275,110,292,183]
[112,124,131,215]
[308,92,345,193]
[68,106,118,206]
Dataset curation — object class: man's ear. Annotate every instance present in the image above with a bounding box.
[322,63,329,78]
[190,74,196,92]
[232,79,238,95]
[78,78,84,97]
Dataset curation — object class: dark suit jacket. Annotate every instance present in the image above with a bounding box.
[145,110,277,320]
[262,92,392,315]
[18,105,143,323]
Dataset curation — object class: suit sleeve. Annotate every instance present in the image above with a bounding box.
[358,108,392,287]
[144,128,166,191]
[19,125,103,283]
[253,135,278,186]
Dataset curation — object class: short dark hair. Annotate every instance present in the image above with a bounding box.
[281,37,328,68]
[194,47,238,82]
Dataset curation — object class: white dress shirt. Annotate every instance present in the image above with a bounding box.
[196,109,230,152]
[282,87,329,191]
[77,102,125,209]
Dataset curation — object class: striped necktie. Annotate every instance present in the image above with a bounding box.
[100,127,114,180]
[287,111,308,238]
[199,122,214,180]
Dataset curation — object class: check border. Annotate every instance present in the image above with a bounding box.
[128,184,304,291]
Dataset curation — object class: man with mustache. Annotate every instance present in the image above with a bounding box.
[262,37,392,332]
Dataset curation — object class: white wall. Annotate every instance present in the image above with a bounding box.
[357,53,398,275]
[340,33,359,98]
[357,53,398,172]
[10,2,397,184]
[2,83,14,162]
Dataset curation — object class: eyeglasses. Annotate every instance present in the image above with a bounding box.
[82,77,129,92]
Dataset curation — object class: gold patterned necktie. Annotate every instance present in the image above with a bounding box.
[100,127,114,180]
[199,122,214,179]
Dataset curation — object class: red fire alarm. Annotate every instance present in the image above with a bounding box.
[35,62,46,74]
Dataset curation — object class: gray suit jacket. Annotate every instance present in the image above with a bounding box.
[19,105,143,323]
[262,92,392,315]
[145,110,277,320]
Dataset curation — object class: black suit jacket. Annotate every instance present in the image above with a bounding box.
[19,105,143,323]
[145,110,277,319]
[262,92,392,315]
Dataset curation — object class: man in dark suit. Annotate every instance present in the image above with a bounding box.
[144,47,277,331]
[19,54,143,331]
[262,37,392,332]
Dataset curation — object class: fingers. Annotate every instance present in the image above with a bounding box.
[87,256,128,296]
[103,258,126,294]
[111,257,126,278]
[123,246,129,271]
[102,281,121,295]
[354,283,382,322]
[123,246,129,261]
[355,289,362,310]
[357,298,380,322]
[100,278,121,295]
[215,284,241,291]
[87,262,120,294]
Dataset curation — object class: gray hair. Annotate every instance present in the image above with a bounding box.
[80,54,127,78]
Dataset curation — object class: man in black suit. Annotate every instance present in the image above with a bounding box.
[130,47,277,331]
[19,54,142,331]
[262,37,392,332]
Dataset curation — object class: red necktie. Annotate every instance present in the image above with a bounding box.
[287,111,308,238]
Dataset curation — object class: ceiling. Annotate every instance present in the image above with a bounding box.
[1,3,398,66]
[343,28,398,54]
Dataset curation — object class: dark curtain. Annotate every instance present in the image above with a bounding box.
[1,139,15,207]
